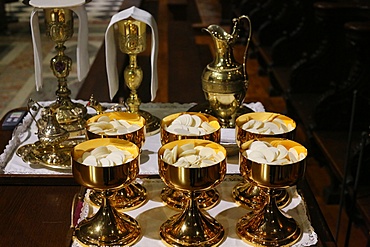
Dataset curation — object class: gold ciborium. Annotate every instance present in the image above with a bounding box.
[72,138,141,246]
[233,112,296,209]
[236,138,307,246]
[85,112,147,210]
[43,8,87,135]
[160,112,222,210]
[201,16,252,128]
[115,18,160,134]
[158,139,227,247]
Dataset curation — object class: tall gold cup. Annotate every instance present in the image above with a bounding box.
[44,8,87,134]
[116,18,160,134]
[72,138,141,246]
[236,138,306,246]
[233,112,296,209]
[158,139,227,247]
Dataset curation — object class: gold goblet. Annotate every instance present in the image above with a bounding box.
[160,112,221,210]
[72,138,141,246]
[158,139,227,247]
[233,112,296,209]
[44,8,87,134]
[116,18,160,134]
[236,138,307,246]
[85,112,147,210]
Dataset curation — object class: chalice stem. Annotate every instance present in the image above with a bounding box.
[125,54,142,113]
[237,188,301,246]
[75,192,141,245]
[162,191,223,243]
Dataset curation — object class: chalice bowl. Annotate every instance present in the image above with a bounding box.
[158,139,227,247]
[233,112,296,210]
[236,138,307,246]
[160,112,221,210]
[85,112,147,211]
[72,138,141,246]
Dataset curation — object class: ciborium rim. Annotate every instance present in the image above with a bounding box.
[158,139,227,192]
[240,137,307,188]
[85,111,146,149]
[72,138,140,190]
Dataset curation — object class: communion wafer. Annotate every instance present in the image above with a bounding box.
[161,142,225,168]
[243,140,306,165]
[165,114,217,136]
[241,118,294,135]
[77,145,133,167]
[87,115,141,135]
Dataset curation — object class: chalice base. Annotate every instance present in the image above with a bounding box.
[232,181,266,210]
[48,100,87,135]
[275,189,292,208]
[74,203,141,246]
[161,187,220,210]
[187,102,253,128]
[139,109,160,135]
[160,207,225,247]
[89,183,148,211]
[236,200,301,246]
[232,182,291,209]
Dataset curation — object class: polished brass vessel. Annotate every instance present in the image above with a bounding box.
[202,16,252,128]
[116,18,160,134]
[16,99,84,169]
[160,112,221,210]
[72,138,141,246]
[236,138,307,246]
[233,112,296,210]
[85,111,148,210]
[158,139,227,247]
[43,8,87,134]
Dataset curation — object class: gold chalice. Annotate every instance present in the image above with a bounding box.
[85,112,147,210]
[236,138,307,246]
[115,18,160,134]
[72,138,141,246]
[233,112,296,210]
[43,8,87,134]
[160,112,221,210]
[158,139,227,247]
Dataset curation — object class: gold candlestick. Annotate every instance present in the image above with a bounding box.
[44,8,87,135]
[116,18,160,134]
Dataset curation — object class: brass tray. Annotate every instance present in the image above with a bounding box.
[16,138,85,170]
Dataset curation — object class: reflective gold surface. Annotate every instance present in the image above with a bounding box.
[86,112,147,210]
[44,8,87,134]
[86,111,146,150]
[233,112,296,210]
[201,16,252,128]
[236,138,307,246]
[89,182,147,211]
[72,138,141,246]
[160,113,221,209]
[116,18,160,134]
[158,139,226,247]
[160,112,221,145]
[16,100,85,170]
[235,112,296,147]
